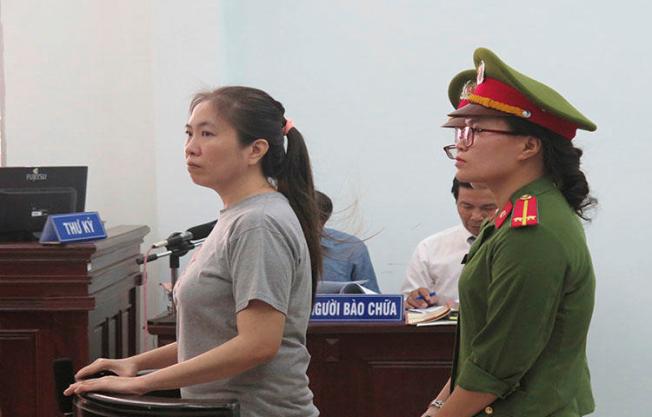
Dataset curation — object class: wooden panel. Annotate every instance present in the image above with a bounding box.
[306,327,454,417]
[108,316,117,358]
[0,225,149,417]
[147,314,456,417]
[128,287,138,356]
[89,324,103,361]
[0,330,40,417]
[148,312,176,348]
[88,275,140,360]
[368,361,450,417]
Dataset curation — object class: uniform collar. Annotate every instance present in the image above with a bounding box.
[508,176,556,205]
[465,220,494,263]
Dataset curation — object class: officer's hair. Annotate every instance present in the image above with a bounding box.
[506,117,597,221]
[451,177,474,201]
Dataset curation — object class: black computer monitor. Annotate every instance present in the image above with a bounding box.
[0,166,88,241]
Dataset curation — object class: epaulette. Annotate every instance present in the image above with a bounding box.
[511,194,539,228]
[494,194,540,229]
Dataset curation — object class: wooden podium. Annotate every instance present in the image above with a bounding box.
[0,225,149,417]
[148,313,456,417]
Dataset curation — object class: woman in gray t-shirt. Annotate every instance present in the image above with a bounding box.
[66,86,322,417]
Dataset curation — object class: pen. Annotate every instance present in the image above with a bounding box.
[415,291,437,301]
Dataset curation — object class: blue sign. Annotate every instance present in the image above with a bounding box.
[39,212,107,244]
[310,294,404,322]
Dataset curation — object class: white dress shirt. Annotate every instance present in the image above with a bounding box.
[400,224,474,302]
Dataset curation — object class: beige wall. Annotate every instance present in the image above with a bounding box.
[0,1,5,165]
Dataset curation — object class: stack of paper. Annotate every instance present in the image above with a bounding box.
[406,305,452,326]
[316,280,378,295]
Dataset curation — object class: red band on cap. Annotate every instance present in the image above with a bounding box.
[470,78,578,140]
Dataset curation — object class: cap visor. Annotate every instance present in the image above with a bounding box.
[441,117,468,128]
[447,103,509,118]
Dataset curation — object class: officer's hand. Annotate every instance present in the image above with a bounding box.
[406,288,438,309]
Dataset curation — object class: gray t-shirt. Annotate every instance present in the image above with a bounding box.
[173,192,318,417]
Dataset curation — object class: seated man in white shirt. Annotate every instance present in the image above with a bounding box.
[401,178,497,308]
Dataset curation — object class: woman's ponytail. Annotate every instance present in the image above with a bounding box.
[277,125,322,303]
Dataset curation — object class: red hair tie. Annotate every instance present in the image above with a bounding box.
[283,118,294,135]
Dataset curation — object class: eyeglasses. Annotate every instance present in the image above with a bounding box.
[454,126,521,148]
[443,144,458,160]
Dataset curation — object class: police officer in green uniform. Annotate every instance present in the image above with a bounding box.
[420,48,597,417]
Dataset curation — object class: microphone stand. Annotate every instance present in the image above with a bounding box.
[136,238,206,309]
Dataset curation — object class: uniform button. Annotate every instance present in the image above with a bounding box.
[484,406,494,414]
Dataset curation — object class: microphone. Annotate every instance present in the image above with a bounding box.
[53,357,75,416]
[152,231,193,249]
[151,220,217,249]
[187,220,217,240]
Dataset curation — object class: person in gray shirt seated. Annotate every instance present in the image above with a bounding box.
[316,190,380,293]
[65,86,321,417]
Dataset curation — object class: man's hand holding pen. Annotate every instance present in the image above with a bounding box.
[406,288,438,309]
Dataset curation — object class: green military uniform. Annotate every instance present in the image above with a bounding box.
[443,49,598,416]
[452,177,595,416]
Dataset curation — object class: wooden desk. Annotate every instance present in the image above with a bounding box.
[148,313,456,417]
[0,225,149,417]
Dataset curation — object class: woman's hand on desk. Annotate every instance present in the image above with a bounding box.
[74,357,139,380]
[64,357,145,397]
[64,374,148,396]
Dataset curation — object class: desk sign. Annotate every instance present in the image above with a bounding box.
[311,294,404,322]
[39,212,107,244]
